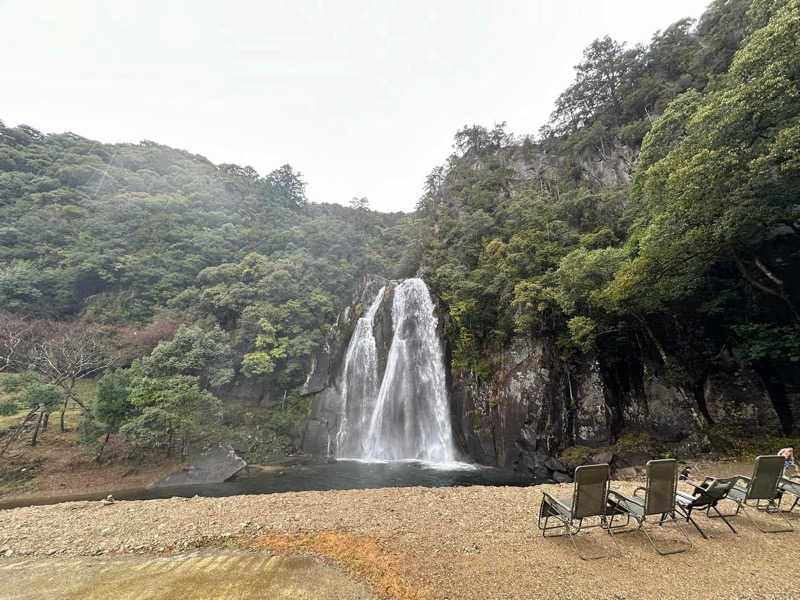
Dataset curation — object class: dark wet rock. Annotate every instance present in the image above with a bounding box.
[672,431,711,459]
[618,362,704,441]
[573,360,612,446]
[152,445,246,487]
[613,466,639,480]
[298,416,331,457]
[302,275,389,397]
[589,451,614,465]
[703,367,780,430]
[553,471,573,484]
[543,456,567,472]
[613,451,653,469]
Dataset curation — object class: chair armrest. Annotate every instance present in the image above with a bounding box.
[607,489,628,502]
[541,492,571,518]
[683,480,711,495]
[780,477,800,490]
[608,489,643,506]
[542,491,557,504]
[542,492,567,507]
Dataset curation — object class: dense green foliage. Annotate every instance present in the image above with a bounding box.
[415,0,800,417]
[0,121,409,454]
[0,133,407,322]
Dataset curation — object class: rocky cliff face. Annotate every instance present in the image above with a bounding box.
[301,276,792,480]
[448,329,791,480]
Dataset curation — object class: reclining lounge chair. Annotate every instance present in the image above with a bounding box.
[717,455,793,533]
[607,458,692,555]
[537,463,621,560]
[674,476,738,539]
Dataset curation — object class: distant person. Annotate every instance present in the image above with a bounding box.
[778,447,796,476]
[679,464,704,487]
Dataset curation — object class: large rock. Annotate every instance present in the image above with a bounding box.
[573,360,612,446]
[615,360,704,441]
[219,375,270,407]
[704,366,781,431]
[297,416,331,457]
[451,338,709,476]
[449,335,576,478]
[152,445,246,487]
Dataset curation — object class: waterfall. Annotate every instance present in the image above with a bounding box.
[335,286,385,457]
[336,278,457,463]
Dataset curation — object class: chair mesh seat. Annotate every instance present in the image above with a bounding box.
[611,495,645,517]
[727,485,747,503]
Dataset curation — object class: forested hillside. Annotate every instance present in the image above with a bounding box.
[0,125,409,456]
[414,0,800,438]
[1,0,798,466]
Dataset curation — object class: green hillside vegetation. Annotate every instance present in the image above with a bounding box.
[0,125,409,456]
[415,0,800,425]
[0,0,798,462]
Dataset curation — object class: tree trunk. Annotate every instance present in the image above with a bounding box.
[42,412,49,432]
[734,254,800,322]
[635,313,669,365]
[0,408,38,457]
[60,400,67,432]
[95,430,111,462]
[30,410,44,446]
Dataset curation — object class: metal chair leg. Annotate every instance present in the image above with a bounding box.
[737,502,793,534]
[676,504,708,539]
[566,519,622,561]
[638,512,692,555]
[708,505,737,534]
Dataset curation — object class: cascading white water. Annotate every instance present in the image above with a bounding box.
[335,286,385,457]
[336,278,457,463]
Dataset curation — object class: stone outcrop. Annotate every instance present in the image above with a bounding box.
[152,444,246,487]
[703,363,781,430]
[447,334,707,481]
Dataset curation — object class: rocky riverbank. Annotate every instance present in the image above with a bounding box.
[1,470,797,599]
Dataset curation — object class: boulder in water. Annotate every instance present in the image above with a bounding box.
[152,444,246,487]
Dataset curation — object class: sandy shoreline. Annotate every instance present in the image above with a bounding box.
[1,479,798,600]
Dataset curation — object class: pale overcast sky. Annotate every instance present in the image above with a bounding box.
[2,1,708,212]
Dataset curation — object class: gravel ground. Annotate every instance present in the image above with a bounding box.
[0,481,798,599]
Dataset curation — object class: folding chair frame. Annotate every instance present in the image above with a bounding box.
[711,459,794,534]
[673,477,738,539]
[537,492,622,560]
[607,486,692,555]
